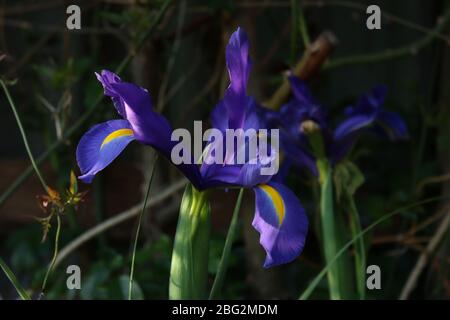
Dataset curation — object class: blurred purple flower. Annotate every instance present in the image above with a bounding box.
[263,75,408,177]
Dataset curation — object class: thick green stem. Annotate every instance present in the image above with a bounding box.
[169,184,211,299]
[209,188,244,299]
[317,160,341,300]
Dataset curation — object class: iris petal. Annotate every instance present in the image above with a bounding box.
[96,69,173,153]
[376,110,408,140]
[252,182,308,268]
[112,83,204,189]
[94,70,203,188]
[210,100,228,133]
[280,131,318,176]
[95,70,126,117]
[224,27,252,130]
[334,113,376,141]
[288,75,314,106]
[108,82,171,149]
[76,119,135,183]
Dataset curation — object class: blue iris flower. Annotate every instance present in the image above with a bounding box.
[75,28,309,268]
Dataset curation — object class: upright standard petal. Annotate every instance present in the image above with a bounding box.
[223,27,252,130]
[252,182,308,268]
[95,70,127,117]
[76,119,135,183]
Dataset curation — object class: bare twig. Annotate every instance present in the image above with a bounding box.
[264,31,338,109]
[325,8,450,70]
[232,1,450,42]
[2,18,123,36]
[399,211,450,299]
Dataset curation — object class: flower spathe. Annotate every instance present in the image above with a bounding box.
[76,27,308,268]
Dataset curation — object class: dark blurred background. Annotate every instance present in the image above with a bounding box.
[0,0,449,299]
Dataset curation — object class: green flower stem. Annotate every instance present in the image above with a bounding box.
[169,184,211,299]
[209,188,244,299]
[0,257,31,300]
[317,159,341,300]
[129,154,158,300]
[0,79,48,192]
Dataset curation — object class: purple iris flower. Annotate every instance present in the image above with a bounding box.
[76,28,308,268]
[264,75,408,176]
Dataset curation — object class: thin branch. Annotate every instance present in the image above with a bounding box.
[399,211,450,299]
[2,19,123,36]
[233,1,450,43]
[325,8,450,70]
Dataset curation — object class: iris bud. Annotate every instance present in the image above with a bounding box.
[300,119,320,135]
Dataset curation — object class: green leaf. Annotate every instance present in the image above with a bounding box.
[299,195,444,300]
[0,257,31,300]
[334,161,365,200]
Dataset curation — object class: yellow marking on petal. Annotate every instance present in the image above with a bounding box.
[101,129,134,148]
[259,184,285,226]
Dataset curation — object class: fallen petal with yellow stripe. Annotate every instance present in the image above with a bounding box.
[252,182,308,268]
